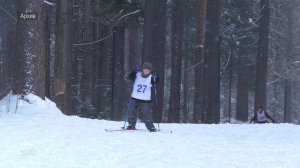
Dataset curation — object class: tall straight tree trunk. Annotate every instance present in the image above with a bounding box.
[128,25,141,69]
[284,2,297,123]
[70,0,95,117]
[63,0,75,115]
[97,26,113,119]
[55,0,68,111]
[168,0,186,123]
[142,0,154,62]
[151,0,167,123]
[235,0,250,122]
[284,80,294,123]
[0,2,16,99]
[44,4,51,98]
[79,0,94,117]
[254,0,271,109]
[55,0,73,115]
[193,0,207,123]
[111,25,126,121]
[92,19,101,118]
[236,50,249,121]
[0,14,4,98]
[182,0,191,123]
[13,0,47,99]
[202,0,220,124]
[142,0,167,123]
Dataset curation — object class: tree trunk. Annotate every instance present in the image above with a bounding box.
[202,0,220,124]
[142,0,167,123]
[63,0,76,115]
[79,0,94,117]
[111,25,126,121]
[236,52,249,122]
[284,80,295,123]
[55,0,73,115]
[13,0,47,99]
[254,0,271,109]
[235,0,250,122]
[193,0,207,123]
[0,14,4,98]
[0,1,16,99]
[142,0,154,62]
[284,2,297,123]
[98,26,113,119]
[168,0,186,123]
[128,25,141,70]
[44,4,51,99]
[91,18,101,119]
[55,0,68,110]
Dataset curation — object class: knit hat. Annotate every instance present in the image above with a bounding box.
[142,62,153,71]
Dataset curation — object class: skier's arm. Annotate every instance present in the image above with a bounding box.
[265,111,275,123]
[128,71,137,81]
[128,66,141,81]
[250,113,257,123]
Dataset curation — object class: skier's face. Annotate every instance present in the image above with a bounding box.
[142,69,151,76]
[257,108,263,113]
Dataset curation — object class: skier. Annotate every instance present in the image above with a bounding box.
[126,62,159,132]
[250,106,275,124]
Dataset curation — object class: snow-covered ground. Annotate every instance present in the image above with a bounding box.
[0,93,300,168]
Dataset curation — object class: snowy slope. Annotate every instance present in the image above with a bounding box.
[0,93,300,168]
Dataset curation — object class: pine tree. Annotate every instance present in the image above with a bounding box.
[13,0,47,99]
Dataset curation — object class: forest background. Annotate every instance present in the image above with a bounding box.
[0,0,300,124]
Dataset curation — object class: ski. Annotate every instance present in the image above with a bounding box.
[104,128,146,132]
[105,128,172,133]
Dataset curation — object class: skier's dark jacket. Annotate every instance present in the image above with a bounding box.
[250,111,274,124]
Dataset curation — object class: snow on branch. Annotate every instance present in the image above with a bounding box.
[117,10,141,22]
[183,59,204,72]
[72,33,113,47]
[293,61,300,64]
[44,0,55,6]
[223,50,232,70]
[72,10,141,47]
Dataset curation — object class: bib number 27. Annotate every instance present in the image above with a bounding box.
[137,84,147,93]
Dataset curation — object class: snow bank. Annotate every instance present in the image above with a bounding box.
[0,93,300,168]
[0,92,62,118]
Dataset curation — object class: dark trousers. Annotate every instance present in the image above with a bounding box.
[127,98,155,130]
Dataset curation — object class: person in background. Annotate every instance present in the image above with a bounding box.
[250,106,275,124]
[126,62,159,132]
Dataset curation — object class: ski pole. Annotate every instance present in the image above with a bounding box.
[123,97,132,129]
[153,72,158,104]
[152,72,160,130]
[123,66,140,129]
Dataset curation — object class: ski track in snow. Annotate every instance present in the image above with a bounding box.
[0,94,300,168]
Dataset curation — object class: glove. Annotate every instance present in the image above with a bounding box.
[152,72,159,79]
[152,72,159,82]
[135,65,141,72]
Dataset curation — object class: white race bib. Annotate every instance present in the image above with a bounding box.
[131,72,152,100]
[257,111,267,122]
